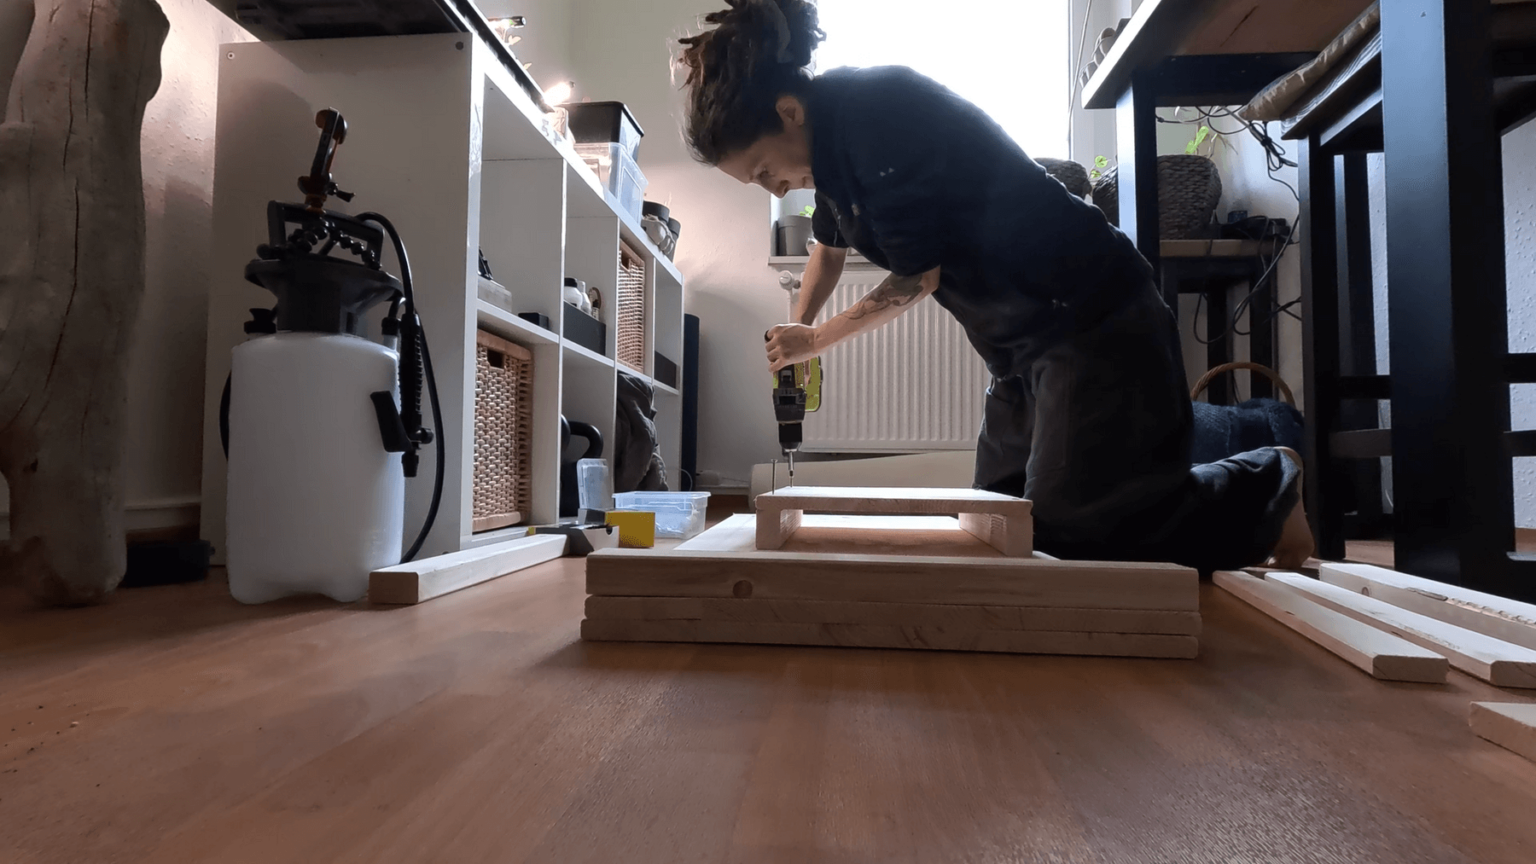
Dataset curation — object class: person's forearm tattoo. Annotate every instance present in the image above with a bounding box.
[845,273,927,321]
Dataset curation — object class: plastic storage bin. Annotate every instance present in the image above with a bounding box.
[613,491,710,539]
[574,142,648,220]
[564,101,644,162]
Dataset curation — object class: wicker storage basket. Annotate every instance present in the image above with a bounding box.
[1092,155,1223,240]
[472,329,534,532]
[616,240,647,371]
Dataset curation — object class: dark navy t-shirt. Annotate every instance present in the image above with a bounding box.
[806,66,1155,378]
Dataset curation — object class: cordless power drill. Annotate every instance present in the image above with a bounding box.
[767,350,821,486]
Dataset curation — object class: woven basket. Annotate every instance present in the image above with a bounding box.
[472,329,534,532]
[1093,155,1223,240]
[616,240,647,371]
[1035,158,1092,198]
[1191,361,1296,405]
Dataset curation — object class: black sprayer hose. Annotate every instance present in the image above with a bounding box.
[358,211,445,564]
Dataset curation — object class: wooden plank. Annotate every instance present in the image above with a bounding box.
[957,512,1034,557]
[370,534,566,605]
[1266,572,1536,688]
[756,487,1032,555]
[586,548,1198,611]
[1178,0,1373,56]
[756,486,1032,516]
[1470,701,1536,763]
[1214,571,1447,683]
[584,596,1202,636]
[683,514,1006,558]
[1320,562,1536,652]
[755,507,800,552]
[580,618,1199,659]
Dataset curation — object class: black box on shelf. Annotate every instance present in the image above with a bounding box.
[564,101,644,160]
[518,311,552,331]
[654,351,679,389]
[563,303,606,357]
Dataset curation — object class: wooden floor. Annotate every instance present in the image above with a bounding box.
[4,548,1536,862]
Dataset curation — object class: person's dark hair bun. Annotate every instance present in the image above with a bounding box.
[677,0,826,164]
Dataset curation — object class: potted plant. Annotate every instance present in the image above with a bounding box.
[776,204,815,257]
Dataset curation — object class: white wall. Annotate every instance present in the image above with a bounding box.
[0,0,253,537]
[474,0,575,96]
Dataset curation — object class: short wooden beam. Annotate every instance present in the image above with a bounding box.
[370,534,566,605]
[1470,701,1536,763]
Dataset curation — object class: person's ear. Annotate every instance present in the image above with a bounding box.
[776,95,806,129]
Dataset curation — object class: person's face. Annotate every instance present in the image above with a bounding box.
[716,95,814,198]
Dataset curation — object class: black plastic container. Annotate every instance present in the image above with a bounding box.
[121,540,213,588]
[654,351,679,389]
[563,302,606,356]
[565,101,644,161]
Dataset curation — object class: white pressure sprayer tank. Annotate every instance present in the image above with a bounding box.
[227,327,404,603]
[224,110,438,604]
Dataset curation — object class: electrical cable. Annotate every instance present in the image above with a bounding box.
[359,211,445,564]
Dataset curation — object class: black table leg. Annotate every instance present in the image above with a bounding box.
[1382,0,1519,596]
[1301,139,1345,561]
[1117,70,1162,303]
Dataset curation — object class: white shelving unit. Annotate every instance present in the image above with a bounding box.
[201,33,686,562]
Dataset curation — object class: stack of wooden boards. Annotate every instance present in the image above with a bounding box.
[583,487,1202,659]
[1215,565,1536,763]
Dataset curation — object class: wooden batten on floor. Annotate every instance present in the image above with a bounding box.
[1214,571,1448,683]
[1266,572,1536,689]
[1471,702,1536,764]
[370,534,566,605]
[1319,562,1536,651]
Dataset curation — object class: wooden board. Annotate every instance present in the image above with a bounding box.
[602,515,1194,611]
[754,486,1032,556]
[1319,562,1536,652]
[1213,571,1447,683]
[685,514,1009,558]
[369,534,566,605]
[584,596,1203,636]
[1470,701,1536,764]
[756,485,1032,516]
[1266,572,1536,689]
[579,618,1199,659]
[587,529,1196,612]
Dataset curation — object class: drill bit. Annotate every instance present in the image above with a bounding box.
[788,450,794,487]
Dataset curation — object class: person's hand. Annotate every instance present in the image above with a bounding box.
[765,323,820,373]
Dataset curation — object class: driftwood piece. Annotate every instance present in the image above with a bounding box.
[0,0,169,604]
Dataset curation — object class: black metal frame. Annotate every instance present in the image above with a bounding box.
[1295,0,1535,600]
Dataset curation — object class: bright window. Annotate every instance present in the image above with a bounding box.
[813,0,1069,159]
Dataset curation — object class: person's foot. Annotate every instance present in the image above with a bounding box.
[1266,446,1315,569]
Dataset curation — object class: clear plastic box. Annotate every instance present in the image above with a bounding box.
[612,491,710,539]
[574,142,648,220]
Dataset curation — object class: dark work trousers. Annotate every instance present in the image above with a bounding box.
[972,283,1299,574]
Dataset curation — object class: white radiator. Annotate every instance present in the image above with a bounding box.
[799,268,991,452]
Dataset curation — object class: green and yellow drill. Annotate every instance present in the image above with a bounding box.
[770,357,820,486]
